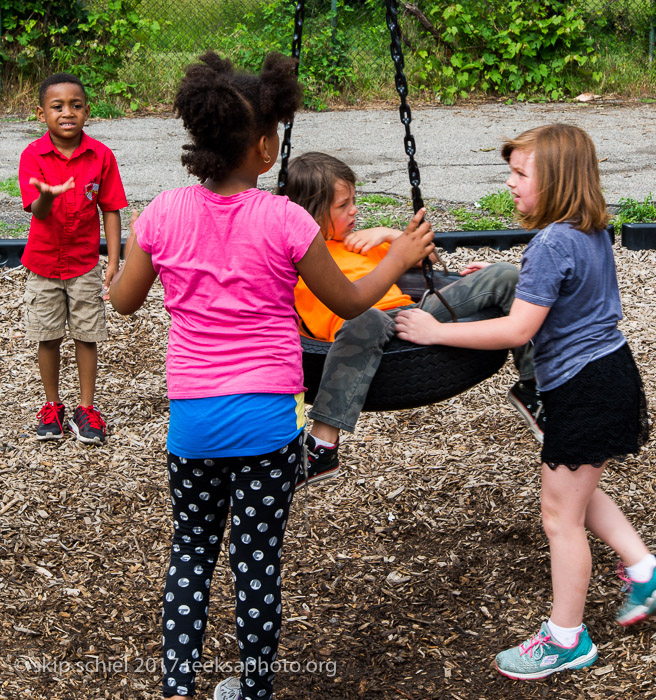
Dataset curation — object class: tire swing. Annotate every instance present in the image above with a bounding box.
[278,1,508,412]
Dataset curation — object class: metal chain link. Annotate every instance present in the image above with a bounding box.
[384,0,457,321]
[277,0,306,194]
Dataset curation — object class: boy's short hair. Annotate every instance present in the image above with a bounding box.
[39,73,87,106]
[282,152,356,237]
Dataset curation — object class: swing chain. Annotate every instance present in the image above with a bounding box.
[277,0,306,194]
[384,0,457,322]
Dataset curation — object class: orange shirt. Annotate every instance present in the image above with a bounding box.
[295,239,412,341]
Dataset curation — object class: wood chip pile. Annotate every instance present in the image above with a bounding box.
[1,236,655,699]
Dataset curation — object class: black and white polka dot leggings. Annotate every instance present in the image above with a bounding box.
[161,433,303,699]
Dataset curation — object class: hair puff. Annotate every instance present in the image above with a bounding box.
[173,51,302,182]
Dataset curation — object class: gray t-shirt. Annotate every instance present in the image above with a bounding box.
[515,221,625,391]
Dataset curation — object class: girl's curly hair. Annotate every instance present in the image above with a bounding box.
[173,51,302,182]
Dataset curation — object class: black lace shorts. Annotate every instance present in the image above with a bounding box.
[540,343,649,470]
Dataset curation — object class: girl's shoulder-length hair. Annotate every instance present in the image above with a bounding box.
[501,123,609,234]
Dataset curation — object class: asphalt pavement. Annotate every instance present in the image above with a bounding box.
[1,100,654,207]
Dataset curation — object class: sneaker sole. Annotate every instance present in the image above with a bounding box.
[495,644,598,680]
[36,431,64,441]
[68,420,105,445]
[616,594,656,626]
[298,464,340,487]
[507,391,544,444]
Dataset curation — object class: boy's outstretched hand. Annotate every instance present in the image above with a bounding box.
[29,176,75,198]
[386,208,434,271]
[395,307,443,345]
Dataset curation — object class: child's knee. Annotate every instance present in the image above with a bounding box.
[39,337,63,351]
[489,261,519,286]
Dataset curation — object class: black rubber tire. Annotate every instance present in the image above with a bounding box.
[301,306,508,412]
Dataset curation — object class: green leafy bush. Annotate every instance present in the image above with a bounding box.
[207,0,364,109]
[0,0,161,108]
[613,194,656,225]
[412,0,602,102]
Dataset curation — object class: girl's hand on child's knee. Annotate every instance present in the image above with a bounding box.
[395,307,442,345]
[460,261,492,276]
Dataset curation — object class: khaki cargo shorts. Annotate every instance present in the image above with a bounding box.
[23,264,108,342]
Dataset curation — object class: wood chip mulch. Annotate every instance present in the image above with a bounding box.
[1,235,656,699]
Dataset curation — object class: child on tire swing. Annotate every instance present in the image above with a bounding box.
[284,151,542,486]
[395,123,655,679]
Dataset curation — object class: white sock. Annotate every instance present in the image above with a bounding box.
[626,554,656,582]
[547,619,583,647]
[311,435,336,449]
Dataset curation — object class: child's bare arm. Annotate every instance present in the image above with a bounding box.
[28,176,75,219]
[110,211,157,315]
[102,210,122,297]
[395,298,549,348]
[343,227,402,254]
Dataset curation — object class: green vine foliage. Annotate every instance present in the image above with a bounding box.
[214,0,360,110]
[0,0,161,107]
[416,0,603,102]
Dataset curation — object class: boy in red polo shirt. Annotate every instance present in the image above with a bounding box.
[19,72,127,444]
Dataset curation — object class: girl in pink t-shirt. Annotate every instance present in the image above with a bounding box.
[110,52,433,700]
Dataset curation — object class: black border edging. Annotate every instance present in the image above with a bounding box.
[434,225,614,253]
[0,225,619,269]
[0,237,127,269]
[621,223,656,251]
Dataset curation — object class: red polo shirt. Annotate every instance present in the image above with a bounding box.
[19,131,128,279]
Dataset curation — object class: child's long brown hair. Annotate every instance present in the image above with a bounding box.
[501,123,608,234]
[280,151,356,239]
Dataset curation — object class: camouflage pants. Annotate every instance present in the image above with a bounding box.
[309,261,534,432]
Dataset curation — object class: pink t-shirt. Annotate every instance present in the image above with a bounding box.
[135,185,319,399]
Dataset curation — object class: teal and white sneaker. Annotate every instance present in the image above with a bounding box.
[495,622,598,680]
[616,563,656,626]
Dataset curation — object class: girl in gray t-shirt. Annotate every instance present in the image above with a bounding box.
[395,123,653,681]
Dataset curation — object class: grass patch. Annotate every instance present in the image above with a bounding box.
[91,100,125,119]
[358,194,399,207]
[361,213,405,230]
[0,176,20,198]
[613,194,656,225]
[450,189,516,231]
[477,189,515,218]
[0,221,29,238]
[579,37,656,98]
[451,207,507,231]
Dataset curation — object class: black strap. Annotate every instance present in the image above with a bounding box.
[384,0,458,322]
[277,1,306,194]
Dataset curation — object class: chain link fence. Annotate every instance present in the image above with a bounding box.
[116,0,655,105]
[1,1,654,106]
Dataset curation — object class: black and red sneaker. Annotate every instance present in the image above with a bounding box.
[297,434,340,487]
[36,401,66,440]
[69,405,106,445]
[507,380,545,443]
